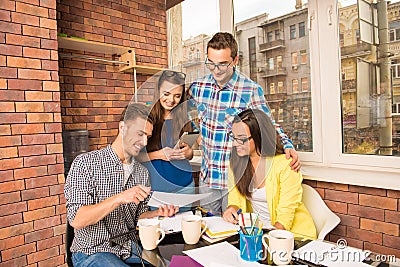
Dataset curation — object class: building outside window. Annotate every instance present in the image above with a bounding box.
[292,79,299,93]
[278,81,284,93]
[292,52,298,66]
[277,55,283,68]
[270,82,275,94]
[267,31,273,42]
[268,57,274,70]
[389,21,400,42]
[299,21,306,37]
[290,24,296,39]
[300,50,307,64]
[275,29,280,40]
[248,37,257,81]
[301,77,309,92]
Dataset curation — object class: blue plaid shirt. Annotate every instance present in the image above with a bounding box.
[188,70,294,189]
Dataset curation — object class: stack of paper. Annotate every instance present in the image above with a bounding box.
[201,216,239,243]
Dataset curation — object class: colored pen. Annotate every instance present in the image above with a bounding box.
[249,212,259,235]
[232,208,242,223]
[241,213,245,227]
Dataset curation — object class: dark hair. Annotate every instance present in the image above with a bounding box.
[230,109,283,198]
[120,103,153,124]
[146,70,192,152]
[207,32,238,59]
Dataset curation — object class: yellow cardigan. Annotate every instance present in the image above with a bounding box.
[228,154,317,240]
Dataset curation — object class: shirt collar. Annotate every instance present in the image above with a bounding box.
[210,69,239,91]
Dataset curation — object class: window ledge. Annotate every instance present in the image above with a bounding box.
[302,164,400,191]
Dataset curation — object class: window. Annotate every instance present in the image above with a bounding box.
[292,79,299,93]
[267,31,273,42]
[299,22,305,37]
[277,55,283,69]
[339,33,344,47]
[278,81,284,93]
[278,108,284,122]
[268,57,274,70]
[275,30,280,40]
[393,103,400,114]
[392,63,400,78]
[291,52,298,66]
[248,37,257,81]
[270,82,275,94]
[290,24,296,39]
[301,77,309,92]
[300,50,307,64]
[389,21,400,42]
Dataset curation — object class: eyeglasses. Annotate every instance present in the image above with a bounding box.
[204,57,233,72]
[162,70,186,80]
[228,131,253,145]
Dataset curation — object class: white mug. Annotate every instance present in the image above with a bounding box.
[181,215,207,244]
[262,229,294,265]
[138,219,165,250]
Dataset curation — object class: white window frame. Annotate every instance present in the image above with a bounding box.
[301,0,400,191]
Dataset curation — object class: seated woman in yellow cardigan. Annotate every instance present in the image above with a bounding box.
[222,109,316,239]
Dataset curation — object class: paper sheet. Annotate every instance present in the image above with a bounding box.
[294,240,370,266]
[158,211,193,234]
[148,191,212,207]
[183,241,266,267]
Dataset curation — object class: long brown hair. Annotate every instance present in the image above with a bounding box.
[230,109,284,198]
[146,71,192,152]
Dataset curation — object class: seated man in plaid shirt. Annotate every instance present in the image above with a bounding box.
[189,32,301,215]
[64,103,178,267]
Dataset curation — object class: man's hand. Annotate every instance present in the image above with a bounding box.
[284,148,301,172]
[157,204,179,217]
[119,185,151,204]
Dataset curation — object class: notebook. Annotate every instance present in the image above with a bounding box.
[202,216,239,238]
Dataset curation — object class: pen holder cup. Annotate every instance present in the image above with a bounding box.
[239,227,263,262]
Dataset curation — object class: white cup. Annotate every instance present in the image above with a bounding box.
[262,229,294,265]
[138,219,165,250]
[181,215,207,244]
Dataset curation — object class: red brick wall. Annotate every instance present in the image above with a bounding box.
[57,0,168,150]
[0,0,66,266]
[304,180,400,258]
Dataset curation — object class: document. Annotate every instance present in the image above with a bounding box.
[148,191,212,207]
[158,211,193,234]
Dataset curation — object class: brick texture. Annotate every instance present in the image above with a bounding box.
[0,0,167,265]
[58,0,167,150]
[0,0,64,265]
[306,180,400,258]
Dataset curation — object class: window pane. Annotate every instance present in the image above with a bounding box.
[181,0,312,152]
[339,0,400,156]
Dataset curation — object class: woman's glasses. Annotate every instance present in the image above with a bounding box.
[162,70,186,80]
[228,131,253,145]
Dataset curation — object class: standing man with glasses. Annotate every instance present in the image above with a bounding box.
[188,32,300,215]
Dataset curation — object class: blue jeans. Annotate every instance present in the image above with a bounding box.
[72,242,148,267]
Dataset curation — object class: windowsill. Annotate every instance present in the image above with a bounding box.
[302,164,400,191]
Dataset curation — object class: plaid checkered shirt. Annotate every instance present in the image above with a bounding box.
[64,145,150,260]
[189,70,294,189]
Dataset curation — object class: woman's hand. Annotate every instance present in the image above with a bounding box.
[178,142,193,160]
[162,147,185,161]
[223,205,240,224]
